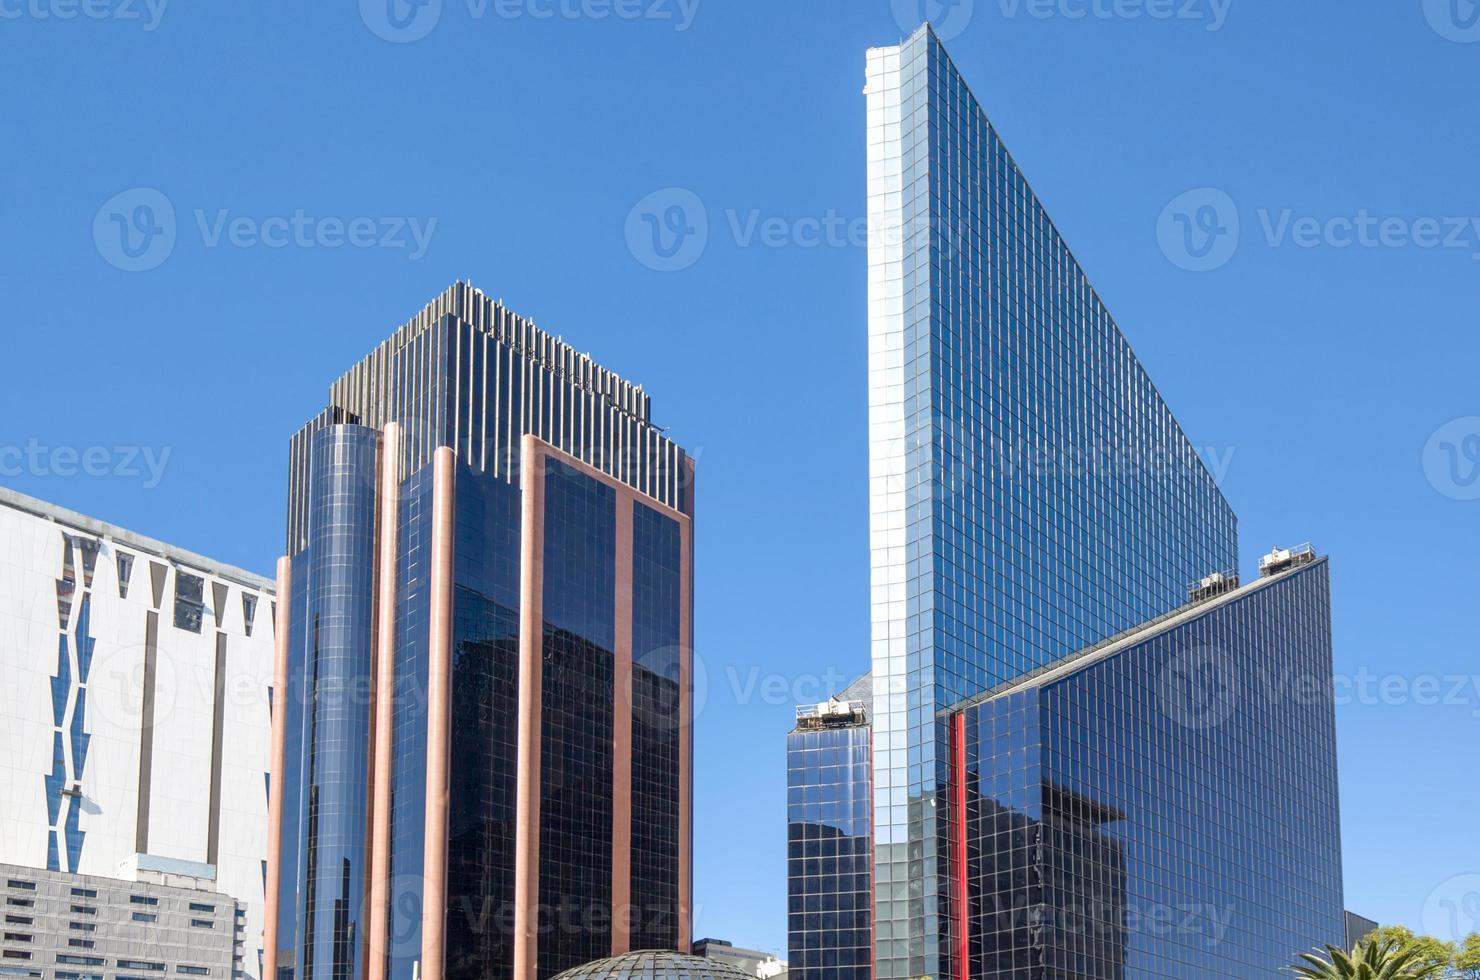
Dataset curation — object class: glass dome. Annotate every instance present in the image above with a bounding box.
[551,950,758,980]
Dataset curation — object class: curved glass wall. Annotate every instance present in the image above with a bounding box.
[294,425,380,980]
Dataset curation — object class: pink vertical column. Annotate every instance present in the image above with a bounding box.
[677,470,695,956]
[367,423,401,980]
[263,556,292,980]
[420,447,456,980]
[611,497,634,956]
[514,436,547,980]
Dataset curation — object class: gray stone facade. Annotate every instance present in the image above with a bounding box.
[1,863,239,980]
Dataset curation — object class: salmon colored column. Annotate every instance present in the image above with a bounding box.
[263,556,292,980]
[611,498,634,956]
[367,423,401,980]
[677,488,695,955]
[420,447,456,980]
[514,436,547,980]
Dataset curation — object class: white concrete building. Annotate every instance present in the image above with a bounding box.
[0,488,275,980]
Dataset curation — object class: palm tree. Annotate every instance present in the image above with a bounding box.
[1289,937,1448,979]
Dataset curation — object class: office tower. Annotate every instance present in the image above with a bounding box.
[863,24,1342,979]
[267,283,695,980]
[0,488,276,980]
[786,676,872,980]
[952,556,1343,977]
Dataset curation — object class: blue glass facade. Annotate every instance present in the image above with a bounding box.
[292,426,380,980]
[629,503,684,952]
[443,469,524,980]
[537,460,618,978]
[787,689,873,980]
[956,561,1344,978]
[860,24,1332,980]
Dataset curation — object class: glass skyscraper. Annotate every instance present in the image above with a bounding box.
[787,676,874,980]
[864,23,1341,980]
[267,283,695,980]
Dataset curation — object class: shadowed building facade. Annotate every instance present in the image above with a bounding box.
[266,283,695,980]
[952,559,1343,977]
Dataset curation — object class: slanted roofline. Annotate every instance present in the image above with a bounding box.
[949,555,1330,713]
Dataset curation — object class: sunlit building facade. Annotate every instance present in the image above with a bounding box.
[0,489,275,980]
[268,283,695,980]
[863,22,1340,980]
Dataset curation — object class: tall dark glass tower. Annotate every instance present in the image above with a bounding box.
[863,24,1342,980]
[787,676,873,980]
[265,283,696,980]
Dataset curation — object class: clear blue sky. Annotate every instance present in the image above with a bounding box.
[2,0,1477,957]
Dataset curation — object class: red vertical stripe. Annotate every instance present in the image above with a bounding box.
[952,713,970,980]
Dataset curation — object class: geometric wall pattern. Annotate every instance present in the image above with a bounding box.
[47,532,99,872]
[0,488,278,980]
